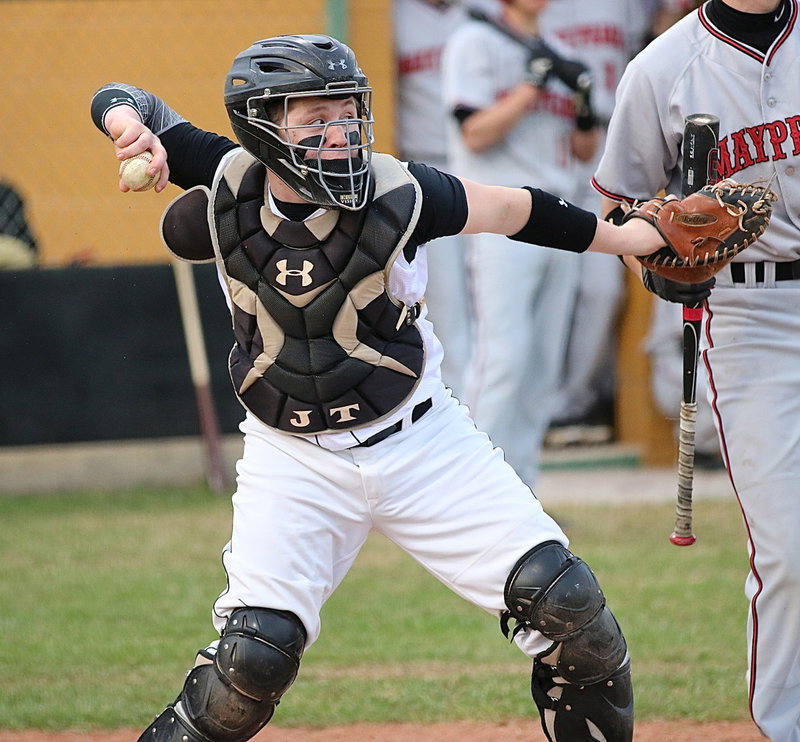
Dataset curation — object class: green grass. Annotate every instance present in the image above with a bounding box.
[0,487,751,731]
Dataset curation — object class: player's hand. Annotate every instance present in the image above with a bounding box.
[570,127,599,162]
[104,107,170,192]
[524,40,558,88]
[642,268,716,305]
[553,58,592,93]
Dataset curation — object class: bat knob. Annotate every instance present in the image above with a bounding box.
[670,532,697,547]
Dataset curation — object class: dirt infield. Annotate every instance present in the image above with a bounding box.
[0,719,764,742]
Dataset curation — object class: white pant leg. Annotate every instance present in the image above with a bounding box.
[212,416,374,646]
[706,282,800,742]
[341,389,568,659]
[465,232,579,486]
[424,231,471,400]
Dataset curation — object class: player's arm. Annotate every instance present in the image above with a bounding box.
[459,177,666,257]
[90,83,237,192]
[601,195,640,271]
[454,83,541,153]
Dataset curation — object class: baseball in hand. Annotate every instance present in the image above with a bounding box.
[119,152,160,191]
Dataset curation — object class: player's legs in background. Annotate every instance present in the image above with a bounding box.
[547,251,624,447]
[706,282,800,741]
[464,231,578,487]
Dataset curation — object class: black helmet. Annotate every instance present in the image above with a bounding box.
[224,35,374,210]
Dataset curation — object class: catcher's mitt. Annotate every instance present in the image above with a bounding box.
[624,179,777,282]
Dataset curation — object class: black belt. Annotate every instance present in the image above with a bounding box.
[730,259,800,283]
[357,398,432,447]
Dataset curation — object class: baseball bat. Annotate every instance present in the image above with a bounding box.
[172,259,228,494]
[669,113,720,546]
[467,7,540,52]
[466,7,591,92]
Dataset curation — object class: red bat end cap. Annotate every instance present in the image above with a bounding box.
[670,533,697,546]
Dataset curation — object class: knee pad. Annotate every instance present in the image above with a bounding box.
[503,542,633,742]
[138,608,306,742]
[214,607,306,702]
[503,541,627,685]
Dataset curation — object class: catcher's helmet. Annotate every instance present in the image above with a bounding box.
[224,35,374,210]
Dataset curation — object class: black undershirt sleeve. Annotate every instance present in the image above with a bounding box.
[158,123,238,190]
[406,161,468,245]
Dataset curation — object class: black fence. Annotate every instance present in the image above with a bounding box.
[0,264,244,446]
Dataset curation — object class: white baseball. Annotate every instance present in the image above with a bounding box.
[119,152,160,192]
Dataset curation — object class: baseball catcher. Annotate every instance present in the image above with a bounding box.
[90,31,773,742]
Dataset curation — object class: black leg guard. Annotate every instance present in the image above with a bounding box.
[137,608,306,742]
[502,542,633,742]
[532,655,633,742]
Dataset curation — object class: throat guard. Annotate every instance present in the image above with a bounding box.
[212,151,425,435]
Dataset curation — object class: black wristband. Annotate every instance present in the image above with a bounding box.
[90,88,139,136]
[576,110,597,131]
[508,187,597,253]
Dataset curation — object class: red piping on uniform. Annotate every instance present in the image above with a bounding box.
[703,301,765,737]
[698,5,764,61]
[589,176,638,204]
[698,0,798,65]
[767,0,798,65]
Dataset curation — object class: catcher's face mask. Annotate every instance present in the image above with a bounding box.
[225,35,374,210]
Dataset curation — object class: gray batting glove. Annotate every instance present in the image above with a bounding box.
[525,41,557,88]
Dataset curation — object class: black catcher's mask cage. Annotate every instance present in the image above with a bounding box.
[224,34,374,211]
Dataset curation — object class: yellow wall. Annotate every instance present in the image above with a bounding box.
[0,0,394,266]
[0,0,670,460]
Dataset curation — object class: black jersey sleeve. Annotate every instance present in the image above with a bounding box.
[159,122,238,190]
[406,161,468,245]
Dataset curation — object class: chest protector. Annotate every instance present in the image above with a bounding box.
[211,151,425,435]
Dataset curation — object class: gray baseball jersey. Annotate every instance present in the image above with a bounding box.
[539,0,647,124]
[538,0,645,427]
[593,5,799,262]
[442,17,582,196]
[594,3,800,739]
[394,0,471,162]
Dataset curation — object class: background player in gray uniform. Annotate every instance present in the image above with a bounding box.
[539,0,653,448]
[393,0,473,398]
[593,2,800,739]
[90,33,676,742]
[442,0,599,486]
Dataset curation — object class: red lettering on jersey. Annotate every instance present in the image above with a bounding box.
[786,115,800,156]
[554,25,625,49]
[536,88,578,120]
[731,130,755,170]
[398,47,442,76]
[717,136,733,179]
[717,115,800,176]
[745,125,770,164]
[766,120,789,160]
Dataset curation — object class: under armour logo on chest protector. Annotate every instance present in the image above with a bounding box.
[275,258,314,287]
